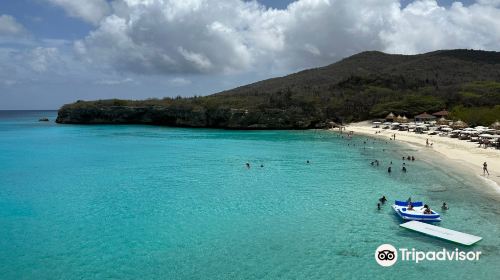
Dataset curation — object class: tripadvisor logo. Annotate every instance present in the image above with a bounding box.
[375,244,482,267]
[375,244,398,267]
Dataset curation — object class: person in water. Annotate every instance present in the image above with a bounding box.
[379,196,387,204]
[411,156,415,161]
[246,162,250,169]
[377,203,381,210]
[306,160,310,164]
[441,202,449,210]
[388,166,392,173]
[402,166,407,173]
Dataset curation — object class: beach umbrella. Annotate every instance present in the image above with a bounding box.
[451,120,468,129]
[432,109,450,117]
[437,117,449,125]
[373,121,381,124]
[490,120,500,130]
[385,112,395,121]
[441,127,452,131]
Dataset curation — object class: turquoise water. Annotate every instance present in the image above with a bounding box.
[1,111,499,279]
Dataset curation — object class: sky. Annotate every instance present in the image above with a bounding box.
[0,0,499,109]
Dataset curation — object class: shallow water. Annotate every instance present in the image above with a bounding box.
[1,111,499,279]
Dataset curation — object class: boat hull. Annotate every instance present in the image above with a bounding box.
[392,201,441,223]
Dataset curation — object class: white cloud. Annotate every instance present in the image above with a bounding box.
[0,15,26,36]
[96,77,134,85]
[476,0,500,7]
[29,47,60,73]
[47,0,110,25]
[72,0,500,77]
[380,0,500,53]
[3,0,500,94]
[169,77,192,86]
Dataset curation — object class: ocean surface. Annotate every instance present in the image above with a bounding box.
[1,110,499,280]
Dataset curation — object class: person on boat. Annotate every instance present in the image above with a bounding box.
[441,202,449,210]
[407,197,412,203]
[407,203,414,211]
[424,207,432,214]
[424,204,429,209]
[379,196,387,204]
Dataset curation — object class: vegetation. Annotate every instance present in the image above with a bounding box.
[58,49,500,128]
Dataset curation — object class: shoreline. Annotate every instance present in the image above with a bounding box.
[337,121,500,191]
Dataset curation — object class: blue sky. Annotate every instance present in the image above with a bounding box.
[0,0,498,109]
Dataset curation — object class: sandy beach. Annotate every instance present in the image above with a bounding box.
[339,121,500,190]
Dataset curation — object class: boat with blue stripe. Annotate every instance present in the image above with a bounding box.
[392,200,441,222]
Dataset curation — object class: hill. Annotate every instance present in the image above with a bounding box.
[56,49,500,128]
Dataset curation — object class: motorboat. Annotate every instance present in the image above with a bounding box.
[392,200,441,222]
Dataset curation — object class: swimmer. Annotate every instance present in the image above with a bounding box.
[379,196,387,204]
[441,202,449,210]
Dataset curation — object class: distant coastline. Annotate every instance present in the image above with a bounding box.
[55,49,500,129]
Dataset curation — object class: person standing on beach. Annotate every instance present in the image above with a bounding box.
[426,138,429,147]
[483,162,489,175]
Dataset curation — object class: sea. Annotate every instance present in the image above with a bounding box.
[1,110,499,279]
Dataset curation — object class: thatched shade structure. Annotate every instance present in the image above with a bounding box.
[414,112,436,122]
[395,115,403,122]
[385,112,395,121]
[451,120,468,129]
[437,117,449,125]
[490,120,500,130]
[432,109,449,117]
[401,116,409,123]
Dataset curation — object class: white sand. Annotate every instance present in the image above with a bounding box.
[338,121,500,189]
